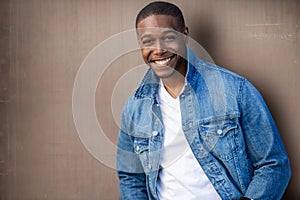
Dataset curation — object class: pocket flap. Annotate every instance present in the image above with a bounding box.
[133,138,149,154]
[200,117,237,137]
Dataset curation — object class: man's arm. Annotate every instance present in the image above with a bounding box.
[240,79,291,199]
[116,107,148,200]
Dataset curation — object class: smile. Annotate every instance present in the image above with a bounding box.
[150,55,176,66]
[155,57,171,65]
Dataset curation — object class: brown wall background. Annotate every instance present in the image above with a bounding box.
[1,0,299,199]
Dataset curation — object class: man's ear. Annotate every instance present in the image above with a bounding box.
[184,27,189,36]
[137,37,144,49]
[136,29,143,47]
[137,38,142,46]
[183,27,189,43]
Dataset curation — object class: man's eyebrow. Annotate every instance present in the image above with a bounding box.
[139,29,178,40]
[161,29,178,35]
[139,34,152,41]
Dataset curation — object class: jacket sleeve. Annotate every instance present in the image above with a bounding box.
[240,79,291,199]
[116,102,148,200]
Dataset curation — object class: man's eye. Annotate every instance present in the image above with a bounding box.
[142,39,154,46]
[163,35,176,41]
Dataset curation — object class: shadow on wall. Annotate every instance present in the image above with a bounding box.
[189,15,296,200]
[189,21,216,62]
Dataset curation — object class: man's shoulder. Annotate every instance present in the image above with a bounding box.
[205,61,236,73]
[203,61,245,82]
[189,58,246,90]
[188,49,245,82]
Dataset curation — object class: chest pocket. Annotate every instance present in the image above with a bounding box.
[199,116,239,161]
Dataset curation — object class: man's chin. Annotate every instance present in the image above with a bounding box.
[152,68,176,79]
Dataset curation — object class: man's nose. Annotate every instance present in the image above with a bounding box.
[153,40,166,54]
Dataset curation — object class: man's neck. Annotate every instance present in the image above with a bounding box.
[161,62,187,99]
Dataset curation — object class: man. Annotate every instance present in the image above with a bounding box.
[116,1,291,200]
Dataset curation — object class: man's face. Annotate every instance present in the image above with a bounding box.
[136,15,188,79]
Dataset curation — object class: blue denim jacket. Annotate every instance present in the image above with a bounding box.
[117,49,291,200]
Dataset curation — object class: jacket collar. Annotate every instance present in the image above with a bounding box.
[134,68,159,99]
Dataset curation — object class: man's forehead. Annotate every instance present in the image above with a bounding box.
[137,27,178,38]
[136,14,182,39]
[137,14,179,30]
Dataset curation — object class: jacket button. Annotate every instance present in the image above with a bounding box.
[152,131,158,136]
[136,146,140,151]
[217,129,223,134]
[148,164,152,170]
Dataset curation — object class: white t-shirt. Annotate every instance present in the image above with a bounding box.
[157,80,221,200]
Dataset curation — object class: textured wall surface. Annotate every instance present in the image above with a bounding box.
[0,0,299,199]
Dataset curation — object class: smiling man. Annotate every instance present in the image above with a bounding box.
[116,1,291,200]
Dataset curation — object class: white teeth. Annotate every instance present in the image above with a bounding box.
[154,57,171,65]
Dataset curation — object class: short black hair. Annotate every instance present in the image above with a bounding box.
[135,1,186,30]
